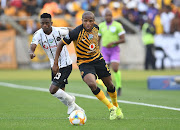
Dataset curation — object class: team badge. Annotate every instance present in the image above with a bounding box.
[89,43,95,50]
[88,34,93,40]
[48,39,54,43]
[110,26,116,33]
[56,37,61,41]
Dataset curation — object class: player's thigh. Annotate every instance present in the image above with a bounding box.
[101,76,114,89]
[111,62,119,72]
[95,59,111,79]
[110,46,120,63]
[83,73,97,91]
[101,47,110,64]
[52,65,72,89]
[79,63,96,79]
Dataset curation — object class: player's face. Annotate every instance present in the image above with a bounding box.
[40,18,52,34]
[105,12,112,23]
[82,15,95,31]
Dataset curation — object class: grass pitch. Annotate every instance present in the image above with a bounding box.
[0,69,180,130]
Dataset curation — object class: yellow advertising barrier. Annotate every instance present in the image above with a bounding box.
[0,30,17,69]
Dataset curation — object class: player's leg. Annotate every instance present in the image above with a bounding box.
[101,76,124,119]
[111,62,122,96]
[49,84,75,114]
[79,63,116,120]
[110,46,122,96]
[96,59,124,119]
[96,47,110,90]
[83,73,113,109]
[83,73,117,120]
[50,65,84,114]
[101,76,118,107]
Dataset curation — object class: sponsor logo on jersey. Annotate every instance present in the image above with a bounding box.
[48,39,54,43]
[89,43,95,50]
[88,34,93,40]
[43,45,57,49]
[43,45,48,49]
[110,26,116,33]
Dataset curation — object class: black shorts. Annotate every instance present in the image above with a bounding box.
[79,59,111,79]
[51,65,72,88]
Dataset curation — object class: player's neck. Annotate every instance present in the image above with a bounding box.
[106,21,113,25]
[44,27,53,35]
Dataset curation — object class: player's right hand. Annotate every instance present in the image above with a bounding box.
[29,53,36,59]
[52,64,59,74]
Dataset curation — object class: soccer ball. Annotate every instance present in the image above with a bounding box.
[69,110,87,125]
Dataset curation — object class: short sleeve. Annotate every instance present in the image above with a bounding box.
[62,29,78,45]
[57,27,69,38]
[31,31,40,45]
[117,23,126,36]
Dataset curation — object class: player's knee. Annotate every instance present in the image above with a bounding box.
[113,68,118,72]
[86,81,97,91]
[49,86,57,94]
[106,83,114,90]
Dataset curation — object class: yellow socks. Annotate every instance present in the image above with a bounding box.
[108,91,118,107]
[95,89,113,109]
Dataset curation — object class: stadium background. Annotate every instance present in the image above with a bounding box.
[0,0,180,69]
[0,0,180,129]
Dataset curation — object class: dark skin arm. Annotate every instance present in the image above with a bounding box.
[106,34,126,48]
[98,36,102,48]
[29,44,37,59]
[52,27,72,74]
[52,40,65,74]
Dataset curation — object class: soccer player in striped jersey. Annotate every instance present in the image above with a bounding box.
[29,13,84,115]
[53,11,124,120]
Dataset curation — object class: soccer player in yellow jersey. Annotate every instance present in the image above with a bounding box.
[52,11,123,120]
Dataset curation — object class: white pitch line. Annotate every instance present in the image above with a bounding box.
[1,82,180,111]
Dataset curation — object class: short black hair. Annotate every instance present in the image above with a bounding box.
[82,11,95,19]
[40,13,51,19]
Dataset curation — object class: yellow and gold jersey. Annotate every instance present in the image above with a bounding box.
[62,24,103,66]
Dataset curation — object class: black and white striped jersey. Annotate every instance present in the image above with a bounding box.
[31,26,72,68]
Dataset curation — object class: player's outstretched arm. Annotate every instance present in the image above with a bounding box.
[98,36,101,48]
[29,44,37,59]
[52,40,65,74]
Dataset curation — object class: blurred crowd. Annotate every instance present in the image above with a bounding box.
[0,0,180,35]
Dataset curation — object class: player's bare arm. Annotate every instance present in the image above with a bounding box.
[98,36,101,48]
[52,40,65,74]
[29,44,37,59]
[106,34,126,48]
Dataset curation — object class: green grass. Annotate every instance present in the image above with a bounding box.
[0,69,180,129]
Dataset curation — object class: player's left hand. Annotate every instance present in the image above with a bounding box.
[106,42,116,48]
[52,64,59,74]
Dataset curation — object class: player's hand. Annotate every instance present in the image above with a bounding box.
[52,64,59,74]
[106,42,114,48]
[29,52,36,59]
